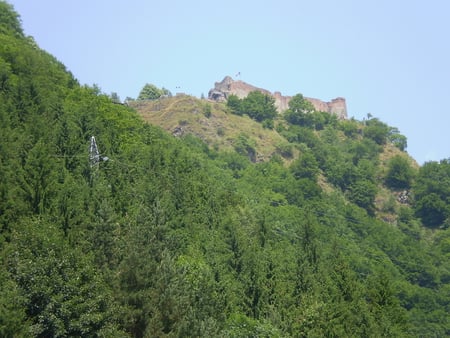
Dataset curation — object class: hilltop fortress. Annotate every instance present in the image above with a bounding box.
[208,76,347,119]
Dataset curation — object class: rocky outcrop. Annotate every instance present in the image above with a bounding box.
[208,76,347,119]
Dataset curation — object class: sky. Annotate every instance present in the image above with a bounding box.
[8,0,450,164]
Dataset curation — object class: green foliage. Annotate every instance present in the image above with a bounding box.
[0,5,449,336]
[203,102,212,117]
[347,179,377,213]
[385,155,415,189]
[6,219,123,336]
[287,93,314,114]
[339,118,360,138]
[110,91,121,103]
[388,127,408,151]
[290,151,319,181]
[349,138,381,164]
[284,93,338,131]
[275,142,293,158]
[227,91,277,122]
[364,118,390,145]
[284,94,314,126]
[0,268,27,337]
[226,94,242,114]
[137,83,170,100]
[413,159,450,228]
[415,193,448,228]
[233,133,256,162]
[0,1,24,36]
[261,118,274,129]
[224,313,282,337]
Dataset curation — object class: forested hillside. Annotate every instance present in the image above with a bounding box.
[1,2,449,337]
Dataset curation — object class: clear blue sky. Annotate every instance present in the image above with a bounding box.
[8,0,450,164]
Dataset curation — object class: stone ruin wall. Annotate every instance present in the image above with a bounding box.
[208,76,347,119]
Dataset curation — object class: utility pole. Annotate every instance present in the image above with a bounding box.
[89,136,100,168]
[88,136,109,186]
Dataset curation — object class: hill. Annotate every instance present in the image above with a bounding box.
[130,95,292,162]
[130,92,416,219]
[1,2,450,337]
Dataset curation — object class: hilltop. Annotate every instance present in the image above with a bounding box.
[130,90,415,221]
[130,75,348,161]
[130,95,291,162]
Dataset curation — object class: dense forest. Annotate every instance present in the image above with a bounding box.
[1,2,449,337]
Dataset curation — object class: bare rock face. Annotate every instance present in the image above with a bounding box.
[208,76,347,119]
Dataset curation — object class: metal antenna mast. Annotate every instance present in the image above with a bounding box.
[89,136,100,168]
[89,136,109,168]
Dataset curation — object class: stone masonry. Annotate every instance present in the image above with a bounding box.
[208,76,347,119]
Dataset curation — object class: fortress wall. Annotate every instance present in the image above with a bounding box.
[209,76,347,119]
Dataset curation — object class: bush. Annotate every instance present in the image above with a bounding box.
[138,83,164,100]
[276,142,293,158]
[385,155,415,189]
[227,91,277,123]
[388,127,407,151]
[290,151,319,180]
[226,94,242,114]
[203,103,212,118]
[262,119,274,129]
[234,134,256,162]
[415,193,449,228]
[364,118,389,145]
[339,119,360,138]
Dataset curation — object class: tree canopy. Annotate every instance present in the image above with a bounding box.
[137,83,171,100]
[385,155,415,190]
[227,90,277,122]
[414,159,450,228]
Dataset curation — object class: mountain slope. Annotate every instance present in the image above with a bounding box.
[1,2,449,337]
[131,94,416,220]
[130,95,292,162]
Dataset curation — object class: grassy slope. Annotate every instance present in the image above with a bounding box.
[130,96,291,162]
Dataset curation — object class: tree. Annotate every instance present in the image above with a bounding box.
[290,151,319,181]
[161,87,172,97]
[227,91,277,122]
[364,118,389,145]
[241,91,277,122]
[415,193,448,228]
[347,179,377,213]
[287,93,315,114]
[385,155,415,189]
[0,268,27,337]
[366,271,407,336]
[2,5,450,334]
[413,159,450,227]
[137,83,164,100]
[110,92,121,103]
[339,119,359,138]
[284,93,315,126]
[226,94,242,114]
[234,134,256,162]
[6,219,124,336]
[203,103,212,118]
[21,140,57,214]
[388,127,407,151]
[0,1,24,36]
